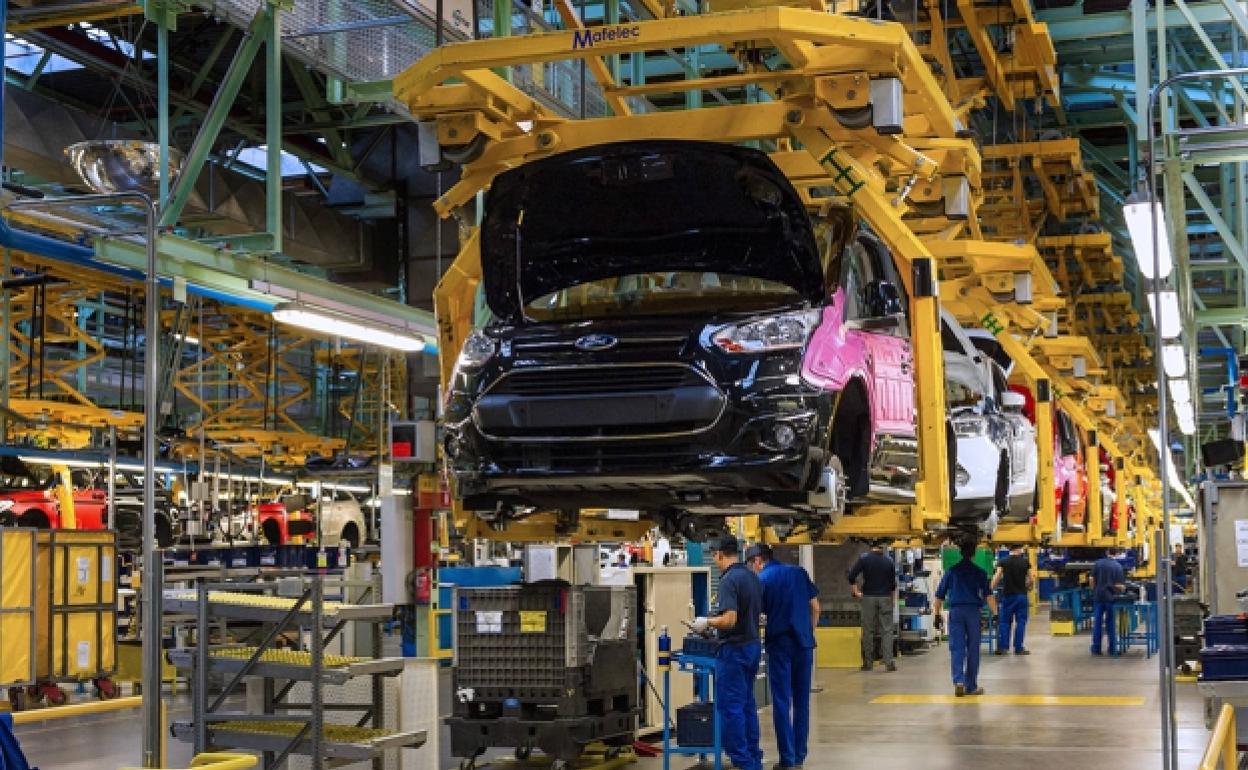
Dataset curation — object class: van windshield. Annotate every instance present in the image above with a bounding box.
[526,271,802,321]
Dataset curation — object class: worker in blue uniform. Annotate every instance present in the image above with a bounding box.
[691,536,763,770]
[1090,547,1127,655]
[933,538,997,697]
[746,543,820,770]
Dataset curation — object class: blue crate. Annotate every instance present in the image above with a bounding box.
[257,546,280,567]
[676,702,715,748]
[680,635,722,657]
[1205,616,1248,646]
[227,547,258,569]
[1201,645,1248,681]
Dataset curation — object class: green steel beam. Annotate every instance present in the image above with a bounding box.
[1196,307,1248,325]
[93,233,435,332]
[22,49,51,91]
[1040,1,1230,42]
[265,3,282,253]
[170,26,235,127]
[1172,0,1248,110]
[1182,170,1248,272]
[286,63,352,168]
[160,8,268,228]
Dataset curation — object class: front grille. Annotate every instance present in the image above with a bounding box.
[492,364,702,396]
[490,440,706,472]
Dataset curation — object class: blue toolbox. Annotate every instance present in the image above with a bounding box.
[1204,616,1248,646]
[1199,645,1248,681]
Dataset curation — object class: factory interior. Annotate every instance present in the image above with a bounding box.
[0,0,1245,769]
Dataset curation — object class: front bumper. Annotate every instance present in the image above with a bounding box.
[445,350,834,512]
[953,433,1000,519]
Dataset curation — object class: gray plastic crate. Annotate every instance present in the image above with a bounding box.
[451,584,636,710]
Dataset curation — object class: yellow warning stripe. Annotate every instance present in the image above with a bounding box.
[870,694,1145,706]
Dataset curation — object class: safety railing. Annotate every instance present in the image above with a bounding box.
[1199,704,1239,770]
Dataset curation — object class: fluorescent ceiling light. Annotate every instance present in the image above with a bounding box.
[296,481,372,494]
[1148,291,1182,339]
[1162,344,1187,378]
[1177,413,1196,436]
[1173,400,1195,423]
[1169,378,1191,404]
[272,302,426,352]
[1124,198,1174,279]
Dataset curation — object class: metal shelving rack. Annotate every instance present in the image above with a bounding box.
[166,578,425,770]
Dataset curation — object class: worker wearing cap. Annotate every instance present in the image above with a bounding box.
[691,537,763,770]
[933,538,997,697]
[847,540,897,671]
[746,543,819,770]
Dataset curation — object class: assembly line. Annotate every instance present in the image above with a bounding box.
[0,0,1238,769]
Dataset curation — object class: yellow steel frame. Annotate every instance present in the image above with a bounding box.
[405,7,967,540]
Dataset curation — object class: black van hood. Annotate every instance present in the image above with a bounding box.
[479,141,824,323]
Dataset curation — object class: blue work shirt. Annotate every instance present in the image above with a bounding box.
[936,559,991,608]
[1091,557,1126,603]
[717,561,763,645]
[847,550,897,596]
[759,560,819,649]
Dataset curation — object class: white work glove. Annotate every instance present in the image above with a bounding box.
[689,617,710,634]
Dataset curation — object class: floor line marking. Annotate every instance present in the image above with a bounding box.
[870,694,1145,706]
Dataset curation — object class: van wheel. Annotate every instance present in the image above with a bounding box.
[17,511,50,529]
[341,523,360,550]
[831,391,871,500]
[155,515,173,548]
[994,450,1010,515]
[262,518,283,545]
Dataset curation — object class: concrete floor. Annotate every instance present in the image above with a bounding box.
[7,614,1214,770]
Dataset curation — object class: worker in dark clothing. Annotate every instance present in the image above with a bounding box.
[1173,544,1190,591]
[991,545,1033,655]
[691,536,763,770]
[847,541,897,671]
[1090,548,1127,655]
[933,538,997,697]
[746,543,819,770]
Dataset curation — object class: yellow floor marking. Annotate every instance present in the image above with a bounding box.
[871,694,1145,706]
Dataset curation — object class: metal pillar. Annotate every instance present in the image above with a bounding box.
[265,3,283,253]
[158,17,170,207]
[5,193,160,766]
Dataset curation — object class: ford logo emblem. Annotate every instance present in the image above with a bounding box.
[575,334,618,351]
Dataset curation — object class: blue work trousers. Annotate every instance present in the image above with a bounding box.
[715,641,762,770]
[1092,600,1117,655]
[997,594,1029,653]
[766,632,813,769]
[948,605,983,691]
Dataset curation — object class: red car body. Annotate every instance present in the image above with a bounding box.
[256,500,315,545]
[0,476,106,530]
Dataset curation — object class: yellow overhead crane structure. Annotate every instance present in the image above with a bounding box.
[399,3,1165,550]
[403,7,965,541]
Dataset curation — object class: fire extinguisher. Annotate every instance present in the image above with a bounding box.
[412,567,432,605]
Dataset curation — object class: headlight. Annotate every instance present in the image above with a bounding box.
[952,415,988,438]
[709,310,819,353]
[457,331,496,369]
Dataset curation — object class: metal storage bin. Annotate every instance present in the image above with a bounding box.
[448,584,638,762]
[0,528,37,688]
[35,530,116,681]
